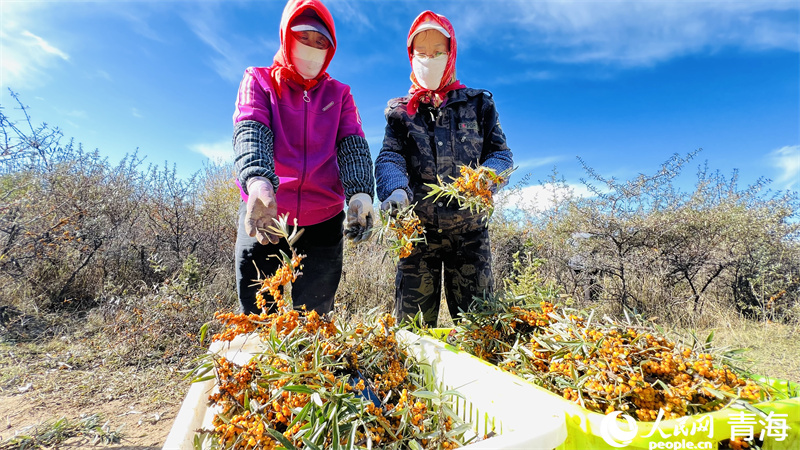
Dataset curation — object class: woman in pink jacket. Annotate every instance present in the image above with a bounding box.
[233,0,374,315]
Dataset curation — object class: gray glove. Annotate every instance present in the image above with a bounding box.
[344,193,374,243]
[380,189,409,217]
[245,177,279,245]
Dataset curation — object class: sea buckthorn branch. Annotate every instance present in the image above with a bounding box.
[191,214,480,448]
[448,296,778,422]
[254,214,306,313]
[424,165,514,220]
[264,213,305,247]
[254,249,304,312]
[376,205,427,260]
[195,305,476,449]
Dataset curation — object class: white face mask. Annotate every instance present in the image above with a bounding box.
[412,54,448,90]
[291,40,328,79]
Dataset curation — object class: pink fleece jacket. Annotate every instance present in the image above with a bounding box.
[233,0,365,226]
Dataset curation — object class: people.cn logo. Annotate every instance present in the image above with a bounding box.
[601,411,639,447]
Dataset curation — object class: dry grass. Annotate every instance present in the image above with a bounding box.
[0,281,228,448]
[700,315,800,383]
[334,239,396,322]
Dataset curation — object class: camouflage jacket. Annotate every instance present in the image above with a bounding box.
[375,88,514,232]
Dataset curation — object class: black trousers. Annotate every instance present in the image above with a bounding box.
[235,202,344,315]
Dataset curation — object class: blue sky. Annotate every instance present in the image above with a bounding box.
[1,0,798,210]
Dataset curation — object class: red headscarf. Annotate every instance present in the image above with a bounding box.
[270,0,337,98]
[406,11,466,116]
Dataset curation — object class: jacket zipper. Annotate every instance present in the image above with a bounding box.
[297,89,310,218]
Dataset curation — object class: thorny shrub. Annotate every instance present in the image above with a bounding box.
[97,255,229,367]
[490,152,800,325]
[1,91,238,341]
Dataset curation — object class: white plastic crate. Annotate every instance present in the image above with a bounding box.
[163,331,567,450]
[163,333,261,450]
[396,330,567,450]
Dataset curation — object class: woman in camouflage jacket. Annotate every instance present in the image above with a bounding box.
[374,10,513,327]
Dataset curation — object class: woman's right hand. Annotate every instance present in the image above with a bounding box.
[380,189,410,217]
[245,177,280,245]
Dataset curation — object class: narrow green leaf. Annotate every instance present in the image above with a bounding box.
[283,385,316,395]
[346,424,358,450]
[447,423,473,437]
[192,374,216,383]
[198,321,209,346]
[301,437,323,450]
[267,427,297,450]
[309,419,328,442]
[410,390,437,400]
[331,415,341,450]
[292,401,312,424]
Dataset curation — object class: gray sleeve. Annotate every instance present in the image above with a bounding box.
[337,135,375,204]
[233,120,280,195]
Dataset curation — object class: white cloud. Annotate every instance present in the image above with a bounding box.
[21,31,69,61]
[496,182,593,213]
[0,26,70,89]
[95,70,112,81]
[131,108,143,119]
[65,109,87,119]
[116,8,166,43]
[514,156,564,170]
[769,145,800,189]
[190,138,232,164]
[327,0,374,31]
[181,6,272,83]
[455,0,799,68]
[491,69,556,85]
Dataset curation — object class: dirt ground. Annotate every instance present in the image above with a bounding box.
[0,303,212,449]
[1,392,179,449]
[0,358,191,449]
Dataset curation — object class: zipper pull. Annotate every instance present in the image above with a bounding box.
[303,90,310,102]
